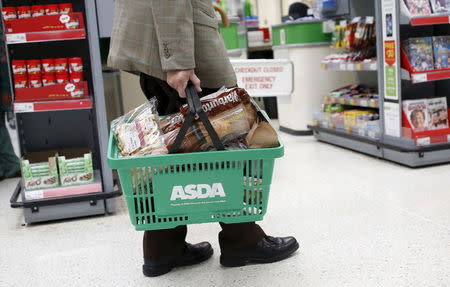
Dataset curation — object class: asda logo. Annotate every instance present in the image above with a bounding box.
[170,183,226,201]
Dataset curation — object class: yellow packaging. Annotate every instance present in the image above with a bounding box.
[344,110,374,128]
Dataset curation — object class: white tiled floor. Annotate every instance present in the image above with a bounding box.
[1,133,449,287]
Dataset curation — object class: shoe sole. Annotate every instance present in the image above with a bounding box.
[143,248,214,277]
[219,241,300,267]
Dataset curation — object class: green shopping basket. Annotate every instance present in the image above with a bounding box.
[107,86,284,231]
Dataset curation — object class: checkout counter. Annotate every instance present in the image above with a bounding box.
[272,21,356,135]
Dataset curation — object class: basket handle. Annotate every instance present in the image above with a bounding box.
[170,84,225,153]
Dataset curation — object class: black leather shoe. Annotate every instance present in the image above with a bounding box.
[220,236,299,267]
[143,242,213,277]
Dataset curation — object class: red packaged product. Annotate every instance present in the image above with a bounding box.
[31,5,45,17]
[26,59,42,76]
[14,75,28,89]
[54,58,68,74]
[41,59,55,73]
[69,72,83,83]
[44,4,59,15]
[68,57,83,73]
[56,73,69,84]
[2,7,17,21]
[12,60,27,76]
[29,74,43,88]
[42,73,56,86]
[58,3,73,14]
[17,6,31,19]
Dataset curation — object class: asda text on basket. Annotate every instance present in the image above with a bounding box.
[170,183,226,201]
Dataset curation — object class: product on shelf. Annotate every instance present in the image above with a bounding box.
[12,60,27,76]
[44,4,59,15]
[17,6,31,19]
[69,72,83,83]
[56,72,69,84]
[14,76,28,89]
[430,0,450,13]
[403,37,434,71]
[432,36,450,69]
[404,0,432,15]
[58,3,73,14]
[2,6,17,21]
[68,57,83,73]
[403,97,449,131]
[42,58,55,73]
[42,73,56,86]
[57,148,94,186]
[21,151,60,190]
[31,5,45,17]
[26,59,42,76]
[54,58,69,74]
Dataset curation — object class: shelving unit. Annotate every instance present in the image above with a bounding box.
[311,0,450,167]
[1,1,121,223]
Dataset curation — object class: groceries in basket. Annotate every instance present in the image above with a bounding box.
[112,88,279,157]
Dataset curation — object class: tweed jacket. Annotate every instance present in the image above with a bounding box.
[107,0,237,89]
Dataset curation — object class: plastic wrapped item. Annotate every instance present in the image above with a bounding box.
[164,103,254,153]
[246,121,279,149]
[112,99,168,157]
[159,113,184,134]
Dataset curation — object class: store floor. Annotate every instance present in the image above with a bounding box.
[1,133,450,287]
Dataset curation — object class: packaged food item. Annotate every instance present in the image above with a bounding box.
[26,59,42,76]
[2,7,17,21]
[65,16,80,29]
[42,73,56,86]
[56,73,69,84]
[42,59,55,73]
[112,99,168,157]
[69,72,83,83]
[21,152,59,190]
[45,4,59,15]
[31,5,45,17]
[14,76,28,89]
[432,36,450,69]
[12,60,27,76]
[17,6,31,19]
[246,121,279,149]
[58,3,73,14]
[54,58,69,73]
[29,74,42,88]
[68,57,83,73]
[57,149,94,186]
[159,113,184,134]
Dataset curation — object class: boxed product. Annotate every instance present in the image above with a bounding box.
[57,148,94,186]
[21,151,59,190]
[430,0,450,13]
[344,110,375,129]
[404,0,432,15]
[428,97,449,129]
[433,36,450,69]
[403,97,449,131]
[404,37,435,71]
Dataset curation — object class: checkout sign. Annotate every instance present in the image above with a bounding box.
[231,59,294,97]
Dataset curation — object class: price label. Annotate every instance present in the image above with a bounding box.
[6,33,27,44]
[24,190,44,200]
[360,100,368,107]
[416,137,431,146]
[340,63,346,70]
[413,73,428,83]
[370,62,377,70]
[14,102,34,113]
[347,63,355,70]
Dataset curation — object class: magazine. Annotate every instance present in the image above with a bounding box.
[433,36,450,69]
[428,97,449,129]
[407,37,434,71]
[403,99,430,131]
[404,0,433,15]
[430,0,450,13]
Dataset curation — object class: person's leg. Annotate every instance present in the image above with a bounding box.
[139,73,213,277]
[0,111,20,179]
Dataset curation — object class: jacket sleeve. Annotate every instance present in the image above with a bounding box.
[150,0,195,71]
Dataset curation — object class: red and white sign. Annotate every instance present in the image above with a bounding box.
[231,59,293,97]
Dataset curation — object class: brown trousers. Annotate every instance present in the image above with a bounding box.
[139,73,265,259]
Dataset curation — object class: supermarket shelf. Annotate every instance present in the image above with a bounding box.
[6,29,86,44]
[321,61,377,71]
[324,96,379,108]
[399,0,450,26]
[14,98,93,113]
[401,68,450,84]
